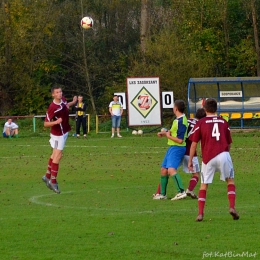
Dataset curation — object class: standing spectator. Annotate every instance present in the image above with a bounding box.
[75,95,87,138]
[109,95,123,138]
[153,100,188,201]
[42,85,77,194]
[188,98,239,222]
[3,118,19,138]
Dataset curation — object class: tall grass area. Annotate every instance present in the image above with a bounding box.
[0,130,259,259]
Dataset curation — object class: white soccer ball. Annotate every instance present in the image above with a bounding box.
[132,130,138,135]
[81,16,94,30]
[161,128,168,132]
[138,130,143,135]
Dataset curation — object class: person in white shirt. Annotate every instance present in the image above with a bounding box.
[109,95,123,138]
[3,118,19,138]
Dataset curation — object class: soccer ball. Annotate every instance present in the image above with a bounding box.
[81,16,94,30]
[138,130,143,135]
[161,128,168,132]
[132,130,137,135]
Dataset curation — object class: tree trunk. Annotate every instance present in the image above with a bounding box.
[80,0,97,114]
[82,30,97,115]
[2,0,12,85]
[223,0,230,74]
[251,0,260,76]
[140,0,148,53]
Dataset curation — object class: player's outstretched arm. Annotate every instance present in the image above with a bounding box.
[67,96,77,107]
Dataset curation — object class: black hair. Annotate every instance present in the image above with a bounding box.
[174,100,186,113]
[51,85,62,93]
[195,108,206,119]
[204,98,217,113]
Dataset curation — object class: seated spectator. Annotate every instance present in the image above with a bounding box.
[3,118,19,138]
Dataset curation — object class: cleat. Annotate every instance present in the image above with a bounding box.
[49,182,61,194]
[111,135,114,138]
[83,135,87,139]
[42,175,51,190]
[117,134,122,138]
[171,191,187,201]
[196,214,203,222]
[229,208,239,220]
[153,194,167,200]
[186,189,198,199]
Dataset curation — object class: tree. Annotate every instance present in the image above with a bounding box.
[251,0,260,75]
[140,0,149,53]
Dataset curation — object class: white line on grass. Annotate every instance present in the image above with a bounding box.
[12,144,166,149]
[0,150,162,159]
[0,155,37,159]
[28,191,256,217]
[29,192,157,215]
[7,144,259,150]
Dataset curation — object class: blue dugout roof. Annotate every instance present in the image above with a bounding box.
[188,77,260,83]
[187,77,260,116]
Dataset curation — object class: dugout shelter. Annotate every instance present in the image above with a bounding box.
[187,77,260,128]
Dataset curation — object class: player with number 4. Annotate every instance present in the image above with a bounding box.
[188,98,239,222]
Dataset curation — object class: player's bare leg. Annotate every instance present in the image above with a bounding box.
[196,183,208,221]
[227,178,239,220]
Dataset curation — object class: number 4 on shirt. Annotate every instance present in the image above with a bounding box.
[212,123,220,141]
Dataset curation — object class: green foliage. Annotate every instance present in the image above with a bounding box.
[0,0,259,115]
[229,39,257,76]
[129,30,214,100]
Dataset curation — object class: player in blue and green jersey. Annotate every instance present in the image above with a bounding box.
[153,100,188,201]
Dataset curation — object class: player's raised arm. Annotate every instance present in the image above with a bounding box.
[67,96,77,107]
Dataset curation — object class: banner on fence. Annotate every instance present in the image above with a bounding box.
[127,77,161,126]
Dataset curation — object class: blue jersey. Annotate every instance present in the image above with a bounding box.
[168,114,188,147]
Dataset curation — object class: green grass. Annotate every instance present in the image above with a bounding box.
[0,131,259,260]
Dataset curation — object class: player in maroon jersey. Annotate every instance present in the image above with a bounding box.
[188,98,239,221]
[42,86,77,193]
[184,108,206,198]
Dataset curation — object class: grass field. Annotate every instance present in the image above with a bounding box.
[0,130,259,260]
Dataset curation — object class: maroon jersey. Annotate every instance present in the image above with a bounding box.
[190,115,232,164]
[185,118,198,156]
[45,97,71,136]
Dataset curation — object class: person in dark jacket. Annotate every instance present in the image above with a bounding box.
[75,95,87,138]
